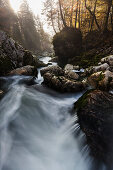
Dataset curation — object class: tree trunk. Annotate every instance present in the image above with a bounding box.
[70,0,74,27]
[85,0,101,31]
[50,8,57,34]
[111,2,113,34]
[103,0,112,33]
[90,0,98,31]
[75,0,78,28]
[58,0,67,27]
[78,1,81,29]
[58,10,61,31]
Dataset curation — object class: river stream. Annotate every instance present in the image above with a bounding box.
[0,57,107,170]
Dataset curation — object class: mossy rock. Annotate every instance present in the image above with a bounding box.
[74,90,113,166]
[75,89,93,111]
[69,52,106,69]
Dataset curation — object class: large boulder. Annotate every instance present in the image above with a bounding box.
[64,71,79,80]
[101,55,113,65]
[64,64,74,71]
[75,90,113,166]
[41,65,85,93]
[9,65,38,76]
[53,27,82,66]
[85,63,109,76]
[88,70,113,90]
[41,66,64,77]
[43,72,84,93]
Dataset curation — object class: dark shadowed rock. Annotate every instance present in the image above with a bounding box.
[75,90,113,166]
[18,77,37,86]
[23,53,46,68]
[53,27,82,66]
[0,49,13,75]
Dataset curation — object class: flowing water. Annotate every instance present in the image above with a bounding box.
[0,57,107,170]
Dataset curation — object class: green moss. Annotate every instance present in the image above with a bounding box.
[98,72,104,82]
[75,89,93,111]
[69,51,106,69]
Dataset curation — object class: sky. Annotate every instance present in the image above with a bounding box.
[9,0,49,33]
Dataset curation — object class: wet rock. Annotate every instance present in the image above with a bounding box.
[43,72,85,93]
[73,65,80,70]
[41,65,85,93]
[49,57,58,62]
[93,63,109,72]
[88,70,113,90]
[41,66,64,77]
[65,71,79,80]
[18,77,37,86]
[85,63,109,76]
[101,55,113,65]
[0,90,4,100]
[9,65,38,77]
[75,90,113,166]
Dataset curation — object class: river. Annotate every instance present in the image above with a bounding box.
[0,57,107,170]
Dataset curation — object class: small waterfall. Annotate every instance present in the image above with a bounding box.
[0,81,93,170]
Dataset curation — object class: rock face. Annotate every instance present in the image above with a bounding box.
[88,70,113,90]
[75,90,113,166]
[0,30,42,76]
[41,66,85,93]
[9,65,38,76]
[53,27,82,66]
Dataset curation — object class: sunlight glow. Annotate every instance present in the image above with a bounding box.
[9,0,49,33]
[10,0,44,16]
[10,0,22,12]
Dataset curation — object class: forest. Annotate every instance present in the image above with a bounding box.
[44,0,113,34]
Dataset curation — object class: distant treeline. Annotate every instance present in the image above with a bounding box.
[0,0,51,53]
